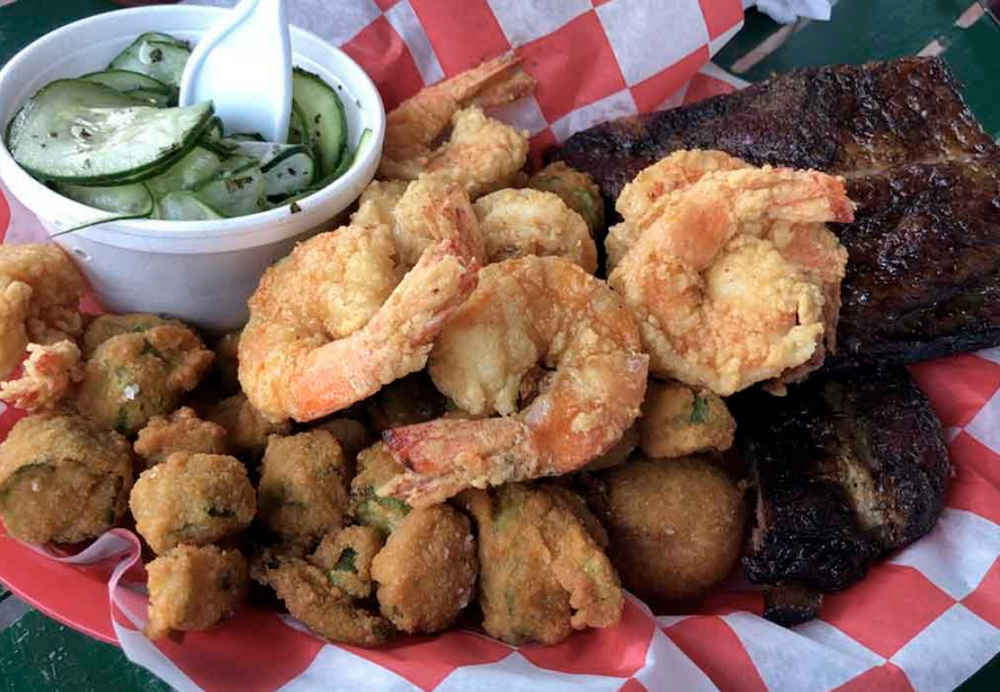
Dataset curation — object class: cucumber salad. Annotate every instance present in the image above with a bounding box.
[5,32,372,223]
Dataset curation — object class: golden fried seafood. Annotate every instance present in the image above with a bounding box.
[364,371,446,434]
[239,195,479,422]
[608,152,853,395]
[257,430,349,545]
[381,256,648,507]
[639,381,735,459]
[591,456,746,607]
[81,313,178,357]
[253,529,395,646]
[210,330,242,396]
[350,442,411,536]
[144,545,249,640]
[0,340,83,411]
[458,484,622,645]
[76,325,214,435]
[355,175,486,270]
[0,413,132,544]
[371,504,477,634]
[134,407,230,469]
[202,393,290,460]
[528,162,605,237]
[473,188,598,273]
[584,424,639,472]
[379,54,533,197]
[0,244,86,380]
[312,525,383,598]
[129,452,256,555]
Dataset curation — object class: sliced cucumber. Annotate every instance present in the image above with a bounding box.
[57,181,154,215]
[144,146,222,199]
[287,99,308,146]
[196,164,266,217]
[133,32,190,49]
[291,69,346,176]
[7,79,214,184]
[81,69,171,94]
[198,117,238,157]
[216,154,259,178]
[158,191,224,220]
[262,148,316,198]
[109,36,191,88]
[231,132,265,142]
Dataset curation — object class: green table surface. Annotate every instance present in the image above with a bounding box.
[1,1,999,691]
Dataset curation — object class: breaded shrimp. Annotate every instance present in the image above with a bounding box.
[378,54,533,197]
[239,204,479,422]
[474,188,598,273]
[0,244,86,380]
[379,256,648,507]
[609,156,852,395]
[0,340,83,411]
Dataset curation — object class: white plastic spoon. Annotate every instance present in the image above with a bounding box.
[179,0,292,142]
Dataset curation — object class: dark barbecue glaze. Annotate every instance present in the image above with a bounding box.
[551,57,1000,369]
[731,366,951,605]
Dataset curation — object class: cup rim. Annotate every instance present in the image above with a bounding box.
[0,4,386,242]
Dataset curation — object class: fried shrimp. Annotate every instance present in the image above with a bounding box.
[528,162,605,237]
[0,340,83,412]
[239,200,480,422]
[0,244,86,380]
[458,484,622,645]
[378,54,533,197]
[355,175,486,270]
[380,256,648,507]
[608,154,853,395]
[473,188,598,273]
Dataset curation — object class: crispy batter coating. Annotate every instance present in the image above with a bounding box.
[639,382,735,459]
[311,525,383,598]
[210,331,242,396]
[528,162,605,237]
[130,453,256,555]
[371,504,477,633]
[203,393,290,460]
[252,534,395,647]
[365,371,446,434]
[144,544,249,640]
[0,413,132,543]
[257,431,349,545]
[458,484,623,645]
[350,442,411,536]
[134,407,230,469]
[584,425,639,472]
[592,456,746,607]
[0,340,83,411]
[81,313,179,357]
[76,325,214,435]
[0,244,86,380]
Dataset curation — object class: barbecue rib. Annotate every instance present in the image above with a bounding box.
[551,57,1000,369]
[730,366,951,623]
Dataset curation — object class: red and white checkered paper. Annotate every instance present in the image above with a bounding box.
[2,1,1000,690]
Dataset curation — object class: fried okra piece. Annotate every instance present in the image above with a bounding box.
[134,407,230,469]
[144,545,249,640]
[591,456,746,607]
[76,325,214,435]
[349,442,411,536]
[252,528,395,647]
[310,417,371,463]
[458,484,623,645]
[527,161,605,236]
[203,393,291,460]
[81,313,180,357]
[257,430,349,545]
[640,381,736,459]
[371,504,477,634]
[210,331,242,396]
[130,452,256,555]
[0,413,133,544]
[311,525,383,598]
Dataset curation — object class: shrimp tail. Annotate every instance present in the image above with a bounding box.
[287,240,479,422]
